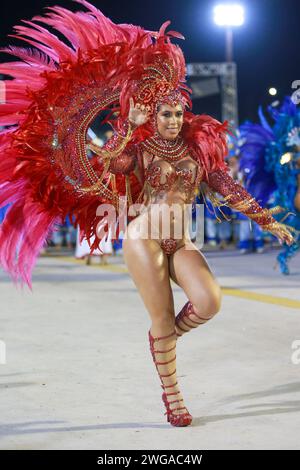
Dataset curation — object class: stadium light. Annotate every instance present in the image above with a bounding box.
[213,4,245,62]
[213,4,245,27]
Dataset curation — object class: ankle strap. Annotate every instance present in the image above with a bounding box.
[183,302,214,322]
[161,381,178,390]
[165,390,181,397]
[160,368,176,378]
[153,344,176,354]
[154,354,176,366]
[148,329,176,342]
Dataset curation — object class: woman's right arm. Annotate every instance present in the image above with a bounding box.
[88,97,149,175]
[108,144,137,175]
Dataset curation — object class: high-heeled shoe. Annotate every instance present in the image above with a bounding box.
[148,329,193,427]
[175,301,213,338]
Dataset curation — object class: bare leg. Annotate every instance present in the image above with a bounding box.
[123,238,175,331]
[169,241,222,337]
[100,254,109,265]
[122,237,191,421]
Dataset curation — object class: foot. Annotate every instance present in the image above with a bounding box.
[161,381,193,426]
[277,252,289,275]
[239,248,250,254]
[218,240,228,250]
[161,385,192,425]
[148,329,192,426]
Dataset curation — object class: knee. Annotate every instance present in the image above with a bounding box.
[192,285,222,319]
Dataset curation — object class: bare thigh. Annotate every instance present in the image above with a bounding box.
[168,241,222,318]
[123,237,175,323]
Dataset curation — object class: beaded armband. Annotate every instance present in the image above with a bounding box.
[108,146,136,175]
[207,169,296,243]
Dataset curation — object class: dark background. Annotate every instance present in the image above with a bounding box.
[1,0,299,123]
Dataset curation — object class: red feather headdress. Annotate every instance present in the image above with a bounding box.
[0,0,229,287]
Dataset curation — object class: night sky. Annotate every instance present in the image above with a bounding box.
[1,0,299,123]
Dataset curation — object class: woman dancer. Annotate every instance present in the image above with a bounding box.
[0,1,294,427]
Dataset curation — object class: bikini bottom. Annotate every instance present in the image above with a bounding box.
[159,238,186,256]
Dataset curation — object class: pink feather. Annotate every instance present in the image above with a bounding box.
[0,0,196,287]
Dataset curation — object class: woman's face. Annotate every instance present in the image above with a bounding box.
[156,103,184,140]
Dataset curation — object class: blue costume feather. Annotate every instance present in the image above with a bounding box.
[238,96,300,274]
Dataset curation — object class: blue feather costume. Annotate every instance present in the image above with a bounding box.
[239,96,300,274]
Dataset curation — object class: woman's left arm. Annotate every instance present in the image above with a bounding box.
[205,168,295,245]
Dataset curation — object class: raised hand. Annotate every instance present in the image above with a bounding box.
[128,97,150,128]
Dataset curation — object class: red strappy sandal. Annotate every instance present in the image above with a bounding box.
[175,301,213,338]
[148,329,193,427]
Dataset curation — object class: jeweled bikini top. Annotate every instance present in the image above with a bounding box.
[144,157,203,193]
[140,134,203,193]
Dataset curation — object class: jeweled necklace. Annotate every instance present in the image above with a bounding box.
[141,132,190,162]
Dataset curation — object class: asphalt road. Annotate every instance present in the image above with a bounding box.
[0,246,299,450]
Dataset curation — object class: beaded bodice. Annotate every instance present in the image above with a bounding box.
[144,156,203,194]
[140,133,203,196]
